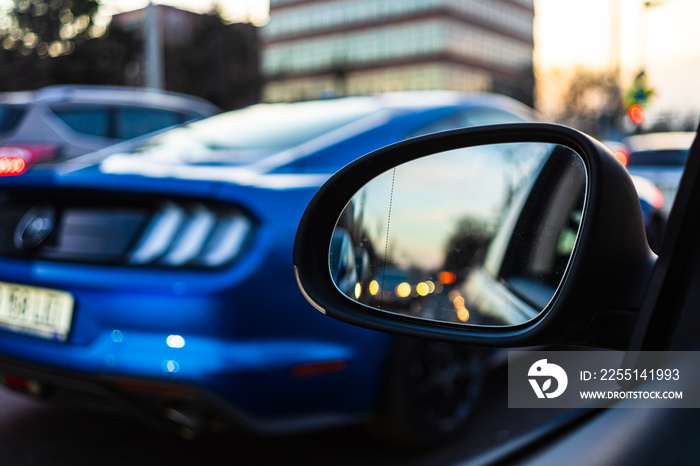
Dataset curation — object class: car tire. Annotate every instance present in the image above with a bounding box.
[365,336,485,449]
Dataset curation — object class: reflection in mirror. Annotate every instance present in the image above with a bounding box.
[329,143,586,327]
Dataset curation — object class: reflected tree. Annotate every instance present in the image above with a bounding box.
[443,215,495,281]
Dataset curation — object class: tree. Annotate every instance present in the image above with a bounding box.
[536,67,624,139]
[0,0,122,90]
[0,2,261,109]
[159,14,260,109]
[555,68,623,138]
[1,0,104,59]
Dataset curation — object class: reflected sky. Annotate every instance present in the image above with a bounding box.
[349,143,550,271]
[331,142,586,327]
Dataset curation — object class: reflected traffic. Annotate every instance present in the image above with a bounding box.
[330,142,587,326]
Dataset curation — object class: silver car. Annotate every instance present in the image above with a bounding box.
[0,85,220,164]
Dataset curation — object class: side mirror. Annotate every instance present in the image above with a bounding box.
[294,124,656,348]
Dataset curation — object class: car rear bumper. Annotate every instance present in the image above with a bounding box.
[0,351,373,438]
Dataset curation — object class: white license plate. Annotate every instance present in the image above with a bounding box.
[0,282,74,342]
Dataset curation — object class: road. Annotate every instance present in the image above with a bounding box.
[0,365,566,465]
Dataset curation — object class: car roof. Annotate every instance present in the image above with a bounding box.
[217,91,539,130]
[339,90,538,117]
[0,85,220,116]
[624,132,695,152]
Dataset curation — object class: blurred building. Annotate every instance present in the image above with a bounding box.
[112,5,261,109]
[112,5,201,47]
[261,0,535,105]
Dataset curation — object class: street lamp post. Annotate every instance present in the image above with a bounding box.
[145,1,164,90]
[641,1,667,73]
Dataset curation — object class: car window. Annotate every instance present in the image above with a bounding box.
[116,100,382,165]
[114,108,183,140]
[51,107,110,138]
[0,104,26,136]
[628,149,688,167]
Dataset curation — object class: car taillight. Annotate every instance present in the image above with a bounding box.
[614,149,629,167]
[1,373,42,395]
[1,143,57,164]
[290,360,348,378]
[129,202,254,268]
[0,155,27,176]
[651,186,664,210]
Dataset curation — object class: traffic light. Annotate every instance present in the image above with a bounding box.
[625,71,652,126]
[628,104,645,125]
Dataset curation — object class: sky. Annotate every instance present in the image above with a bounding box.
[535,0,700,119]
[99,0,269,25]
[0,0,270,25]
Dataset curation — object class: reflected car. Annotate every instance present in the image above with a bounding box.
[622,131,695,216]
[372,266,415,309]
[0,85,220,167]
[0,91,538,444]
[329,227,360,296]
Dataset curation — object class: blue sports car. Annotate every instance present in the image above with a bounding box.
[0,92,542,444]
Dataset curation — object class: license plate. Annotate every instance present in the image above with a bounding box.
[0,282,74,342]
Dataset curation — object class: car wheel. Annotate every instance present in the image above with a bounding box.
[366,337,485,449]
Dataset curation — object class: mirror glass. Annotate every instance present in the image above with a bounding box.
[329,142,586,326]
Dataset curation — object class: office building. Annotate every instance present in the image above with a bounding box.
[261,0,535,104]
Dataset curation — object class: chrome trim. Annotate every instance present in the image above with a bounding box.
[294,266,326,314]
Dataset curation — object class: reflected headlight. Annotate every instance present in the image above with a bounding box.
[130,201,254,268]
[395,282,411,298]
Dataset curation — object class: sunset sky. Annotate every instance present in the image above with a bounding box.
[535,0,700,118]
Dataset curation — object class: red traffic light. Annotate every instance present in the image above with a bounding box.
[628,104,645,125]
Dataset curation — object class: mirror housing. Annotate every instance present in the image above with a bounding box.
[294,124,656,348]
